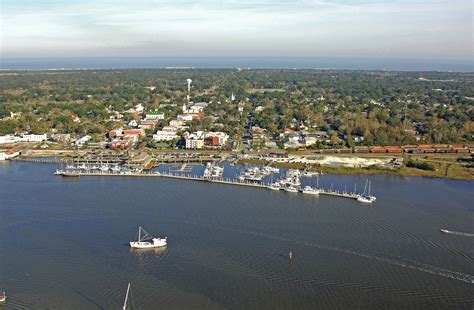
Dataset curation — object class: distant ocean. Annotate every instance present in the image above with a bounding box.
[1,57,473,72]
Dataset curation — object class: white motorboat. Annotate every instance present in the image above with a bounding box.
[302,186,320,195]
[284,186,298,193]
[0,291,6,304]
[130,226,167,249]
[267,183,281,190]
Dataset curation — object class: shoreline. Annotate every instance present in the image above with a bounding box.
[3,149,471,181]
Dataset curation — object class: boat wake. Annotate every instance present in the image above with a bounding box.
[173,219,474,285]
[299,241,474,285]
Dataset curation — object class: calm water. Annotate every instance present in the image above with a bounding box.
[2,57,473,72]
[0,162,473,309]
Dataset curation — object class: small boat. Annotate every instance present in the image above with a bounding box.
[439,229,474,237]
[130,226,167,249]
[284,186,298,193]
[267,183,281,190]
[302,186,320,195]
[55,169,80,177]
[0,291,6,304]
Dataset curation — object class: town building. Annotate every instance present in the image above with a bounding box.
[145,112,165,120]
[185,131,205,149]
[0,135,20,144]
[75,135,92,147]
[203,132,229,147]
[22,134,47,142]
[153,126,179,142]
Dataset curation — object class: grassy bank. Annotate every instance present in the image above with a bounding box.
[238,157,473,180]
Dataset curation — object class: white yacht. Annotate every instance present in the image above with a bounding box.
[129,226,167,249]
[302,186,320,195]
[284,186,298,193]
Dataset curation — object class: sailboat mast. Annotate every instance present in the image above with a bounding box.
[123,283,131,310]
[138,227,141,241]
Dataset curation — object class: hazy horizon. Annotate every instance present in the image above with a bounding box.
[1,0,473,61]
[1,56,473,72]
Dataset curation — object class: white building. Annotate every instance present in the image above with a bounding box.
[0,150,20,160]
[177,114,194,121]
[153,126,179,142]
[0,135,20,144]
[203,132,229,146]
[185,131,204,149]
[75,135,92,147]
[145,113,165,120]
[22,134,47,142]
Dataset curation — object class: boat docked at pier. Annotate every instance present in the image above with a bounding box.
[267,183,281,190]
[357,180,376,203]
[302,186,320,195]
[54,169,80,177]
[129,226,167,249]
[284,186,299,193]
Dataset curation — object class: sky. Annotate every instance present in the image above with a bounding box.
[1,0,473,60]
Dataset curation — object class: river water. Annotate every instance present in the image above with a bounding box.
[0,162,473,309]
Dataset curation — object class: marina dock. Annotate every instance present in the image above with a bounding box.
[54,170,363,201]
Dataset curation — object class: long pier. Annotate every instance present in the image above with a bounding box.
[54,170,362,201]
[13,157,63,164]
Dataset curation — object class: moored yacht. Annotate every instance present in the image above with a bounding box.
[284,186,298,193]
[302,186,320,195]
[267,183,281,190]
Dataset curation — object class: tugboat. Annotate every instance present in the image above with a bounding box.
[130,226,167,249]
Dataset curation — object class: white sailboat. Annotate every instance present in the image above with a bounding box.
[129,226,167,249]
[357,180,376,203]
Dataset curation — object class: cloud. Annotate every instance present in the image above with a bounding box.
[1,0,472,59]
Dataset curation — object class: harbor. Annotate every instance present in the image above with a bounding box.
[54,162,372,202]
[2,159,473,309]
